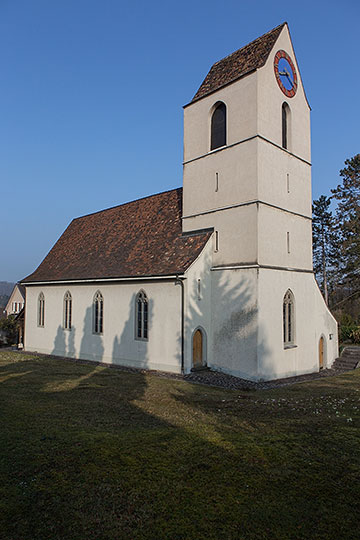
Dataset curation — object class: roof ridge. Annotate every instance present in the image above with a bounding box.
[212,22,286,67]
[75,186,182,221]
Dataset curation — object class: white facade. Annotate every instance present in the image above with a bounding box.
[23,23,338,380]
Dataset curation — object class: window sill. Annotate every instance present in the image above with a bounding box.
[284,344,297,350]
[208,145,227,155]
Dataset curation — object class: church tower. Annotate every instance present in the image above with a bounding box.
[182,23,337,380]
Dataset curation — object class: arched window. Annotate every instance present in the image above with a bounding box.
[93,291,103,334]
[38,292,45,327]
[136,290,148,340]
[283,289,295,346]
[211,102,227,150]
[63,291,72,330]
[282,102,290,150]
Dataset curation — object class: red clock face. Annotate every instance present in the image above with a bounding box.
[274,50,297,98]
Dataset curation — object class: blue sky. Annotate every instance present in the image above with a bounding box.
[1,0,359,282]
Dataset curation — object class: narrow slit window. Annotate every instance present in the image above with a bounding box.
[63,291,72,330]
[38,292,45,327]
[93,291,103,334]
[283,290,295,346]
[282,102,290,150]
[287,232,290,254]
[215,172,219,192]
[215,231,219,252]
[136,291,148,340]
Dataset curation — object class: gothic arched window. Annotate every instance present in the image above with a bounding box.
[136,290,148,340]
[211,102,227,150]
[63,291,72,330]
[93,291,103,334]
[38,292,45,327]
[282,102,290,150]
[283,289,295,346]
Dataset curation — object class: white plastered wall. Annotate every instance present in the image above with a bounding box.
[257,24,311,162]
[183,238,213,373]
[183,204,258,266]
[257,269,338,380]
[258,204,313,270]
[209,268,259,380]
[25,280,183,373]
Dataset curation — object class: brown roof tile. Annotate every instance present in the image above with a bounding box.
[191,22,286,103]
[22,188,212,283]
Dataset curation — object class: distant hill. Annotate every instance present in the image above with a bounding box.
[0,282,15,296]
[0,282,15,308]
[0,294,9,309]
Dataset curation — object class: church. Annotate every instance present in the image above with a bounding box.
[22,22,338,381]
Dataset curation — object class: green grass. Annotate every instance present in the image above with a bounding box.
[1,351,360,540]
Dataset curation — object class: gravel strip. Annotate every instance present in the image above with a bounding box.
[5,348,355,391]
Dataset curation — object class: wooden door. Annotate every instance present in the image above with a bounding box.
[319,337,324,370]
[193,329,203,368]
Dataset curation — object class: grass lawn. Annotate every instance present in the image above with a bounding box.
[1,351,360,540]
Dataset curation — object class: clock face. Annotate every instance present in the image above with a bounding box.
[274,50,297,98]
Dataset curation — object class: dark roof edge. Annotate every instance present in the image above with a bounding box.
[21,273,186,286]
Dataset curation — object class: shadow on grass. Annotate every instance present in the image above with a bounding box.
[1,351,360,540]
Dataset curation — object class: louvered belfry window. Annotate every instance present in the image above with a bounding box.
[211,102,227,150]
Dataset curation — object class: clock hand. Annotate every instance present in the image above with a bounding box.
[285,72,293,88]
[279,69,293,88]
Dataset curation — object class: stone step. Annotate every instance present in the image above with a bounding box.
[332,357,360,370]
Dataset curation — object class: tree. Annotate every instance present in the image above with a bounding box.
[0,315,18,345]
[312,195,338,305]
[331,154,360,291]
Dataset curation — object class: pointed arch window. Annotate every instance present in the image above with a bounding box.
[211,102,227,150]
[93,291,103,334]
[136,290,148,340]
[38,292,45,327]
[283,289,295,346]
[63,291,72,330]
[282,102,290,150]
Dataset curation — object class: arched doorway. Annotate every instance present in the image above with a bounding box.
[319,336,324,370]
[192,329,204,369]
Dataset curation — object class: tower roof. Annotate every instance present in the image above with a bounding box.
[191,22,286,103]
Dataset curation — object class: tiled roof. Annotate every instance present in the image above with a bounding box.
[22,188,212,283]
[191,22,286,103]
[18,284,26,298]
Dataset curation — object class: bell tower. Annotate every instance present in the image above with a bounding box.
[182,22,312,273]
[180,23,336,382]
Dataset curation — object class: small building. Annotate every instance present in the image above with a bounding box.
[21,23,338,380]
[5,284,25,317]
